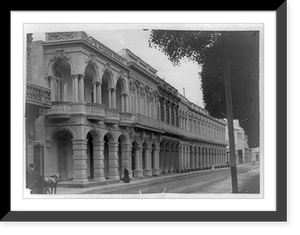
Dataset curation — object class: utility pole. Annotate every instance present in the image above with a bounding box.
[223,51,238,193]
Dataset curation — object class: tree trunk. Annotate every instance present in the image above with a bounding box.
[223,52,238,193]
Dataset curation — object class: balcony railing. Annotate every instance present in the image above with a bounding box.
[105,108,120,124]
[86,103,106,120]
[44,101,72,118]
[119,112,133,126]
[26,82,51,107]
[133,114,163,132]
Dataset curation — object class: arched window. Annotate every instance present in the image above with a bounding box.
[54,70,65,101]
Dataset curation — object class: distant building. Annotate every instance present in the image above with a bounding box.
[225,120,252,165]
[250,147,260,163]
[25,31,228,188]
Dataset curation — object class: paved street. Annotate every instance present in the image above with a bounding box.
[69,163,260,195]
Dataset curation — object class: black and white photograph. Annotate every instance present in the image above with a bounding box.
[24,23,262,198]
[6,7,288,224]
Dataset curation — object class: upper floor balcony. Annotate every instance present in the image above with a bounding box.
[26,82,52,108]
[44,102,133,126]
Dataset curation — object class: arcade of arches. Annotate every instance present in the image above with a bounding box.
[44,126,227,185]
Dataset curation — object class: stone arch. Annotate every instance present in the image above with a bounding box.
[116,78,128,112]
[47,50,75,78]
[116,132,129,144]
[101,71,115,108]
[101,67,115,89]
[102,130,116,143]
[83,127,100,142]
[47,60,73,101]
[46,129,74,182]
[117,133,127,179]
[46,126,76,143]
[85,54,100,81]
[84,64,98,103]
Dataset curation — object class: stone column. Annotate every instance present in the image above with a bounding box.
[209,148,212,168]
[218,148,220,166]
[199,145,203,170]
[134,146,143,178]
[182,146,186,172]
[72,74,78,102]
[72,139,88,183]
[93,140,105,181]
[143,147,152,177]
[33,141,44,177]
[169,103,172,125]
[169,145,174,173]
[195,147,199,170]
[203,147,206,169]
[63,81,67,101]
[121,94,126,112]
[174,107,177,127]
[152,147,160,176]
[108,88,112,108]
[121,143,130,177]
[179,146,184,173]
[111,88,116,108]
[190,147,194,171]
[164,146,169,174]
[159,147,164,174]
[175,146,180,172]
[96,82,102,104]
[93,82,97,103]
[50,76,55,101]
[108,142,119,180]
[78,74,85,102]
[163,100,167,123]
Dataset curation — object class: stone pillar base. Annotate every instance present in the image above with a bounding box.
[93,177,106,181]
[152,168,160,176]
[143,169,152,177]
[133,170,143,178]
[72,179,89,184]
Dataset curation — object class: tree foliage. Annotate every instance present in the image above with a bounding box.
[149,30,259,148]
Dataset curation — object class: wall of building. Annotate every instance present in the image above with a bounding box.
[26,31,228,187]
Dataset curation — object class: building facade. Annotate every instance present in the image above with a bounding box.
[25,31,228,187]
[225,120,251,165]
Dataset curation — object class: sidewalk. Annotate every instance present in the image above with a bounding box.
[56,168,222,194]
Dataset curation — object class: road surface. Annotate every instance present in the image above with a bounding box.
[81,163,260,194]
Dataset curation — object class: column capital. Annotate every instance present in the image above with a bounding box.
[93,140,105,146]
[72,139,88,145]
[108,141,118,146]
[93,80,102,85]
[71,73,84,78]
[45,75,53,80]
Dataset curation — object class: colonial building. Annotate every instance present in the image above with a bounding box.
[25,31,228,188]
[225,120,251,165]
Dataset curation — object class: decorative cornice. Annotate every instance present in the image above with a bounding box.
[46,118,76,127]
[49,49,72,63]
[102,62,113,75]
[85,53,98,69]
[47,32,74,41]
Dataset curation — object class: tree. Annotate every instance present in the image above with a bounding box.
[148,30,259,148]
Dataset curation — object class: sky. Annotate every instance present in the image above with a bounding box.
[29,24,204,107]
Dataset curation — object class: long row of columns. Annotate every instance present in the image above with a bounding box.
[160,98,178,127]
[70,136,226,184]
[49,74,126,110]
[132,145,160,178]
[72,138,133,183]
[178,144,227,172]
[73,139,161,183]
